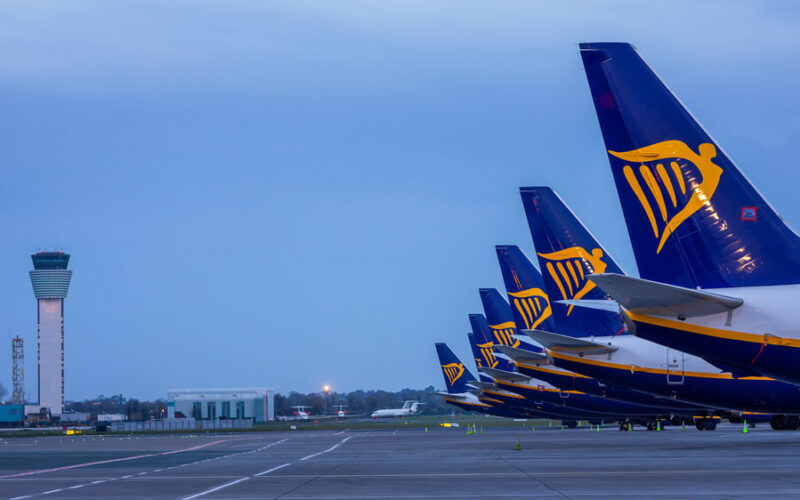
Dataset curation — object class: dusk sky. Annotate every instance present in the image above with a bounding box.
[2,1,800,401]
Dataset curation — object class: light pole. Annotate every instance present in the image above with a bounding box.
[323,385,331,415]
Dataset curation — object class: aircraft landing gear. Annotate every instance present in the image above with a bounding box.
[619,421,631,431]
[695,418,717,431]
[770,415,800,430]
[564,420,578,429]
[646,420,659,431]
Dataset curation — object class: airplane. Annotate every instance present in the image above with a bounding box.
[333,404,348,418]
[519,186,793,428]
[280,405,358,421]
[371,401,424,418]
[288,405,311,420]
[494,244,706,415]
[472,293,682,430]
[437,338,594,426]
[433,342,539,419]
[466,320,595,427]
[578,42,800,388]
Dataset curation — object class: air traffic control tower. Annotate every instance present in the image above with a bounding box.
[29,252,72,415]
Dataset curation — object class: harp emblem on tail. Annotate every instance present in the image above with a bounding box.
[537,246,607,315]
[609,140,722,253]
[442,362,465,385]
[507,287,551,330]
[489,321,520,348]
[476,342,499,368]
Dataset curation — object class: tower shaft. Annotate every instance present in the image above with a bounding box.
[29,252,71,415]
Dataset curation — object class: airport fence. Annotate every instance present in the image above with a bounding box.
[109,418,254,432]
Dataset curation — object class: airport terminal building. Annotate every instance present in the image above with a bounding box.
[167,387,275,423]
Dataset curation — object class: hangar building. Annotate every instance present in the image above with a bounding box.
[167,387,275,423]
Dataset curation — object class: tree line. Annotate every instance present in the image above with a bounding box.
[3,386,461,421]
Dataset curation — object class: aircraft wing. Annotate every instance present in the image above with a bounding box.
[477,366,531,382]
[520,329,618,355]
[589,273,743,318]
[493,344,548,363]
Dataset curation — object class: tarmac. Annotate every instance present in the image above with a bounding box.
[3,423,800,499]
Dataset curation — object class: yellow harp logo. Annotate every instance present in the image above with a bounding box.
[537,247,606,315]
[442,362,465,385]
[609,140,722,253]
[489,322,521,348]
[476,342,499,369]
[507,287,552,330]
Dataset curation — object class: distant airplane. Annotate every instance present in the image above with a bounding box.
[288,405,311,420]
[371,401,423,418]
[333,404,348,418]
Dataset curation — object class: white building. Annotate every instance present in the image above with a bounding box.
[167,387,275,423]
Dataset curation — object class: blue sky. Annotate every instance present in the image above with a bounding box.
[1,1,800,401]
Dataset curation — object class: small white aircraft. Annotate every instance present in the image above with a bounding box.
[286,405,311,420]
[371,401,424,418]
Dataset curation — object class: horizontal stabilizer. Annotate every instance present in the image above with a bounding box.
[589,273,743,318]
[521,329,618,355]
[467,381,495,390]
[432,391,465,399]
[494,344,549,364]
[477,366,531,382]
[557,299,620,313]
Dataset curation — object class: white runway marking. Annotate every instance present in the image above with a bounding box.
[255,463,291,477]
[182,477,250,500]
[300,436,352,461]
[182,435,351,499]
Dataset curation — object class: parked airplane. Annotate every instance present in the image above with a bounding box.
[285,405,311,420]
[371,401,424,418]
[473,292,682,429]
[433,342,536,419]
[494,244,705,415]
[578,42,800,387]
[519,186,795,428]
[438,338,590,426]
[333,404,348,418]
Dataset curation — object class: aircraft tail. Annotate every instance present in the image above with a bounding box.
[435,343,477,394]
[580,42,800,288]
[468,313,517,372]
[495,245,558,333]
[519,187,624,338]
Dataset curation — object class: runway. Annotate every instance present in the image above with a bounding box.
[3,423,800,498]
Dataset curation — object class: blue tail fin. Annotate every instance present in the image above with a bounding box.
[467,332,497,383]
[477,288,543,353]
[495,245,558,333]
[520,187,624,338]
[468,313,516,372]
[580,42,800,288]
[435,343,476,393]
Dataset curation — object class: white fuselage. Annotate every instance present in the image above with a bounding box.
[371,408,414,418]
[661,284,800,339]
[573,334,720,373]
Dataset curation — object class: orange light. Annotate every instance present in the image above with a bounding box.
[323,385,331,393]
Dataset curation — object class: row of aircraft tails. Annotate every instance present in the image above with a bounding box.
[435,42,800,432]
